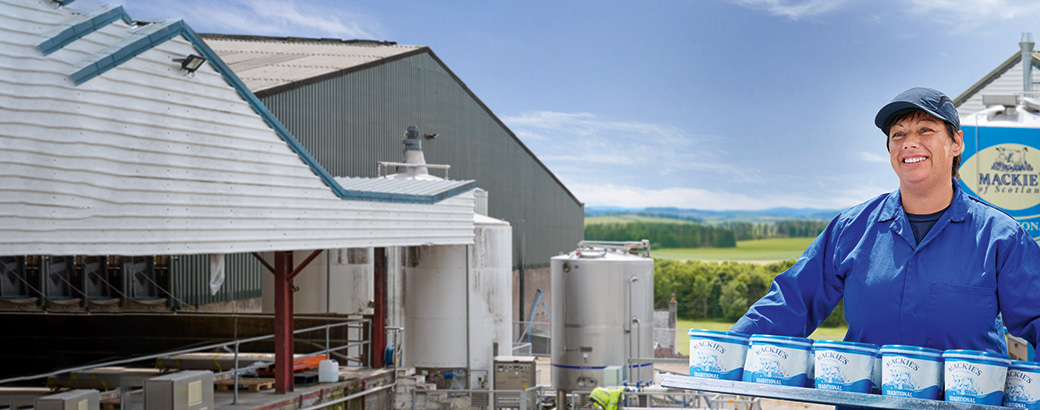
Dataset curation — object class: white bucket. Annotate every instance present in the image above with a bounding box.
[943,349,1011,406]
[319,359,339,383]
[812,340,878,393]
[1004,360,1040,409]
[742,334,813,387]
[687,329,749,380]
[879,345,943,400]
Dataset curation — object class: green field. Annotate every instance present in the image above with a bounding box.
[585,214,694,224]
[652,237,813,262]
[675,319,847,356]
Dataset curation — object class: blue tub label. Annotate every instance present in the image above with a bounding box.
[814,349,874,393]
[882,355,942,399]
[945,359,1007,406]
[1004,368,1040,408]
[742,343,809,387]
[689,338,747,380]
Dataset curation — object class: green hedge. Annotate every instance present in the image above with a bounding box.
[654,258,846,327]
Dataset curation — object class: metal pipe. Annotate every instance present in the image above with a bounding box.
[297,383,395,410]
[1022,33,1035,93]
[465,244,472,389]
[233,341,240,404]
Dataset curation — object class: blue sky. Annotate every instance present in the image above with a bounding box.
[101,0,1040,210]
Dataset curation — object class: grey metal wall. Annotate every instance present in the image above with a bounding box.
[172,253,261,307]
[260,52,584,269]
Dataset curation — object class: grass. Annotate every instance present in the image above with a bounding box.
[585,215,695,224]
[675,319,847,356]
[653,237,814,262]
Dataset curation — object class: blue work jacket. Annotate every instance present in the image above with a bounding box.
[731,182,1040,357]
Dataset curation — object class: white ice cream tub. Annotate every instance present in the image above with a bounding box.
[942,349,1011,406]
[1004,360,1040,409]
[871,351,881,394]
[687,329,749,380]
[812,340,879,393]
[742,334,813,387]
[879,345,943,400]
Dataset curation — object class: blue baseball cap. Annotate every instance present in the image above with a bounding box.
[874,87,960,134]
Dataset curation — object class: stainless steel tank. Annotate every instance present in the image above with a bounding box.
[551,240,654,390]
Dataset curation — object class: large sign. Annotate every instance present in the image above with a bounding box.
[959,126,1040,241]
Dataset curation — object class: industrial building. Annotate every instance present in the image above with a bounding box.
[196,34,584,325]
[953,33,1040,243]
[0,0,532,407]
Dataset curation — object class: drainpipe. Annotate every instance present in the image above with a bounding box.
[1021,32,1034,93]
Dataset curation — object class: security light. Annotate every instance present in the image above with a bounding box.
[173,54,206,73]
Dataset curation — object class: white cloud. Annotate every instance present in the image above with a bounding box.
[107,0,380,39]
[728,0,848,20]
[858,151,889,163]
[903,0,1040,30]
[570,182,878,210]
[503,110,760,183]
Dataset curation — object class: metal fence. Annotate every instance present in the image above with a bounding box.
[412,387,545,410]
[512,322,689,358]
[411,388,758,410]
[554,390,759,410]
[514,321,551,356]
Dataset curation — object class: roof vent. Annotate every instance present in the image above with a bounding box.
[378,126,451,180]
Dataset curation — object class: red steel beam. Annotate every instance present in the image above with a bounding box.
[288,249,324,280]
[251,252,276,274]
[371,248,386,368]
[274,251,294,393]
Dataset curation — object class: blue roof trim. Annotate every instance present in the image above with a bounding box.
[70,19,182,85]
[37,5,133,55]
[64,15,472,205]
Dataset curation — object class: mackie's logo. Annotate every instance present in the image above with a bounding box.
[992,147,1034,172]
[977,146,1038,195]
[962,143,1040,211]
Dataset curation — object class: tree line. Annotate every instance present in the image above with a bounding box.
[585,219,829,249]
[585,222,737,248]
[654,258,846,327]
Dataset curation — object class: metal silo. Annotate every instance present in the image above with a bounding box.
[403,214,512,389]
[551,240,654,392]
[394,125,514,389]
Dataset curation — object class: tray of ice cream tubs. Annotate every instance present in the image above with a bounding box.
[664,330,1040,410]
[660,375,1009,410]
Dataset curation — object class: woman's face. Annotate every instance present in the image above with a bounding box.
[887,111,963,192]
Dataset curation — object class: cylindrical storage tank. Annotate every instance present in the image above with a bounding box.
[261,249,373,314]
[404,215,512,389]
[551,241,654,390]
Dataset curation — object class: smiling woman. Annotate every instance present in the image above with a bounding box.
[730,88,1040,381]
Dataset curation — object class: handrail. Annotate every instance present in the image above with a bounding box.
[299,383,395,410]
[0,317,370,386]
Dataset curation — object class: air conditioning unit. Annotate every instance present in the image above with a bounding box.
[35,389,99,410]
[145,370,214,410]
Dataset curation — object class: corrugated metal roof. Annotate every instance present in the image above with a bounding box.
[0,0,474,256]
[200,34,424,94]
[335,177,476,203]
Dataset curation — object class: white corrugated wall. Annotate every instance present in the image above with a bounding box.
[0,0,474,256]
[958,57,1040,115]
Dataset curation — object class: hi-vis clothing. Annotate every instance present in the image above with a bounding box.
[732,182,1040,356]
[589,387,623,410]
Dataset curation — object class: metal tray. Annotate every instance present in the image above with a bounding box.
[659,375,1009,409]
